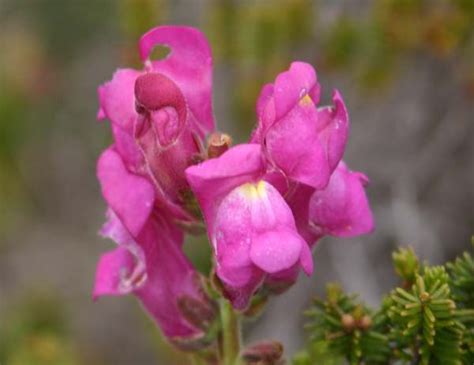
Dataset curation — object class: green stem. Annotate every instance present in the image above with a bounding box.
[220,299,241,365]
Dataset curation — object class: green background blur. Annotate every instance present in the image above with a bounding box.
[1,1,473,364]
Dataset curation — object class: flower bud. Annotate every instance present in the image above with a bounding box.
[207,132,232,159]
[177,294,218,331]
[242,341,284,365]
[341,314,356,332]
[358,315,372,331]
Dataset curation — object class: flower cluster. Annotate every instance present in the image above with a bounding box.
[93,25,374,344]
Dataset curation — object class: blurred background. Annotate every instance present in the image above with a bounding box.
[1,0,473,364]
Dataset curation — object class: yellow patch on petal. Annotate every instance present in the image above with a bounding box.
[299,94,313,107]
[240,181,267,200]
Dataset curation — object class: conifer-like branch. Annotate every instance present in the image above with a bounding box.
[295,239,474,364]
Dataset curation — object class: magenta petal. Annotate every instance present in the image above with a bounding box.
[316,90,349,173]
[95,214,204,339]
[251,84,275,143]
[134,217,202,338]
[299,241,314,275]
[273,62,318,120]
[263,239,314,291]
[266,102,330,188]
[256,83,274,119]
[111,124,143,168]
[309,162,374,237]
[93,247,138,299]
[185,144,265,232]
[263,170,289,196]
[218,253,257,288]
[97,148,155,237]
[250,230,303,274]
[100,209,134,246]
[219,272,265,310]
[139,25,214,134]
[98,68,141,133]
[209,180,308,308]
[212,183,263,288]
[309,82,321,105]
[215,227,265,309]
[285,183,322,246]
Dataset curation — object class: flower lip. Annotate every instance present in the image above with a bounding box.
[134,72,186,115]
[134,72,187,147]
[239,181,267,200]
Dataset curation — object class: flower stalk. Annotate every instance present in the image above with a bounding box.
[220,299,242,365]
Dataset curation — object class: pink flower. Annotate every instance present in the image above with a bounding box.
[94,148,214,344]
[252,62,349,189]
[97,26,215,224]
[94,24,375,323]
[186,144,313,309]
[308,161,375,238]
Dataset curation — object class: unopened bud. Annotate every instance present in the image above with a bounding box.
[242,341,284,365]
[207,132,232,159]
[341,314,356,332]
[358,315,372,331]
[177,295,217,331]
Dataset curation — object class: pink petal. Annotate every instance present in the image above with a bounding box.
[139,26,214,134]
[212,180,307,307]
[316,90,349,173]
[98,68,141,134]
[93,247,139,299]
[309,162,375,237]
[110,124,143,169]
[273,62,318,120]
[219,272,265,311]
[134,216,202,338]
[97,148,155,237]
[263,239,315,292]
[250,229,303,274]
[212,183,262,288]
[247,181,296,232]
[251,84,275,143]
[299,241,314,275]
[98,69,144,169]
[285,183,322,246]
[265,101,330,188]
[262,170,289,196]
[100,209,134,246]
[256,83,274,119]
[185,143,265,233]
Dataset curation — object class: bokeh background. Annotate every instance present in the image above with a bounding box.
[1,0,473,364]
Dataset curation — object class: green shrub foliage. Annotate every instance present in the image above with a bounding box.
[295,239,474,365]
